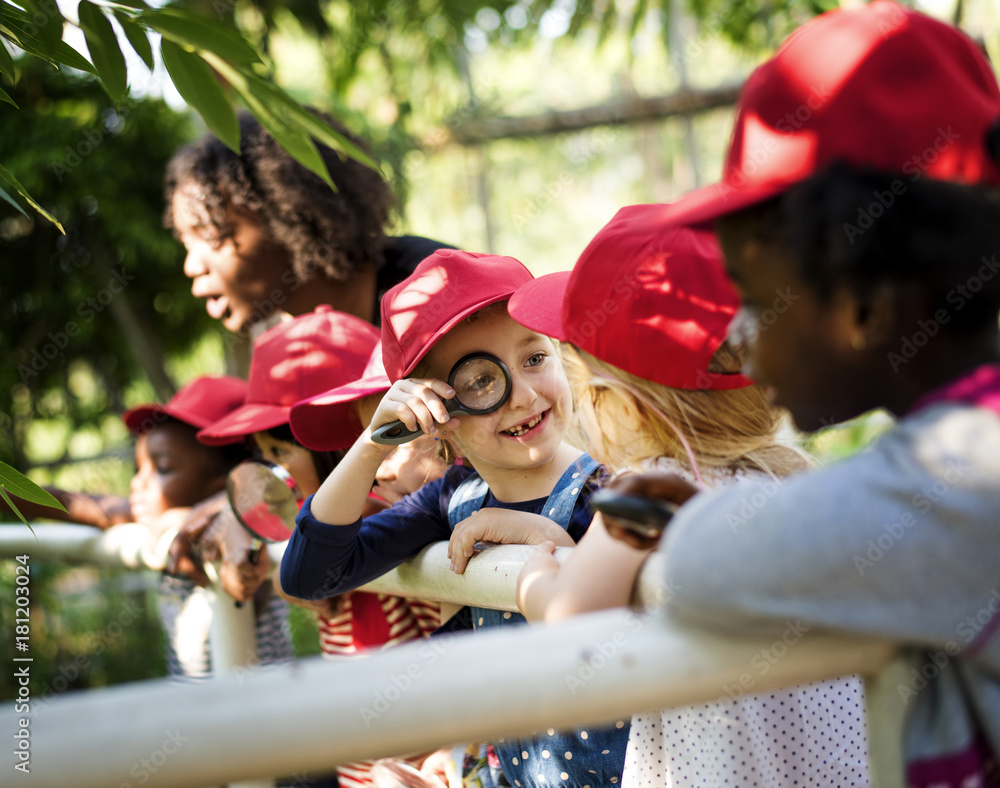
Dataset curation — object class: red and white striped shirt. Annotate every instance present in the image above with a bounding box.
[317,592,441,788]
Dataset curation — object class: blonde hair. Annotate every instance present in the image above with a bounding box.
[565,344,809,481]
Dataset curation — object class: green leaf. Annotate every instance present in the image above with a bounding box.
[114,10,153,70]
[242,100,334,190]
[204,52,382,180]
[0,8,99,75]
[220,63,379,171]
[0,182,29,217]
[160,39,239,153]
[79,0,127,100]
[204,57,336,190]
[0,6,55,63]
[141,8,261,66]
[282,98,381,173]
[21,0,65,54]
[0,1,29,23]
[0,487,36,536]
[51,40,100,75]
[0,164,64,233]
[0,37,14,77]
[0,3,89,72]
[0,460,65,511]
[105,0,148,8]
[0,81,16,107]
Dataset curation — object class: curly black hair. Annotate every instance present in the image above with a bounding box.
[164,110,397,283]
[718,162,1000,334]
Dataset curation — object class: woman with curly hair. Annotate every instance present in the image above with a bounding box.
[162,113,452,658]
[165,110,451,335]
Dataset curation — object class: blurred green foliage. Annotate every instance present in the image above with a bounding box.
[0,59,233,696]
[804,411,895,465]
[0,57,223,471]
[0,562,166,701]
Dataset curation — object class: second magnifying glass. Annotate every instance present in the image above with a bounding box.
[226,459,303,565]
[371,353,512,446]
[589,488,676,540]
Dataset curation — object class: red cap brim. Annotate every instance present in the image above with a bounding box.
[289,373,390,451]
[123,404,172,435]
[657,180,790,229]
[197,403,291,446]
[507,271,572,341]
[123,404,242,444]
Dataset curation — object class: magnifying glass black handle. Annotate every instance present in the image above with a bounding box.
[371,401,466,446]
[589,489,676,539]
[234,538,264,609]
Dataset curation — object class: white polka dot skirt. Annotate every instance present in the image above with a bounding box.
[621,676,871,787]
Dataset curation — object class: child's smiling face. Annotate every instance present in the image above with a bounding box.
[425,310,573,479]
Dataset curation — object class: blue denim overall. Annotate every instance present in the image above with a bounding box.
[448,455,630,788]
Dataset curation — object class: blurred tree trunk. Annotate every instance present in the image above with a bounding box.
[90,252,175,403]
[446,84,742,144]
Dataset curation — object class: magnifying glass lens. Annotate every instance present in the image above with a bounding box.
[453,357,506,410]
[227,461,300,544]
[370,354,511,446]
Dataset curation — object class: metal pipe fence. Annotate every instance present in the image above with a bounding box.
[0,524,903,788]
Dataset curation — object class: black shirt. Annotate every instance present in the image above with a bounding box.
[374,235,455,326]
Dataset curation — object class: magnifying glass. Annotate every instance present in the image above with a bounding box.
[226,459,302,566]
[371,353,512,446]
[589,488,676,540]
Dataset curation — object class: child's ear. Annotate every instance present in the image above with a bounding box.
[616,390,646,433]
[832,282,898,351]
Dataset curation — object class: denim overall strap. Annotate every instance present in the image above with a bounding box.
[541,454,601,527]
[448,474,491,528]
[445,453,600,541]
[446,455,628,787]
[447,455,600,629]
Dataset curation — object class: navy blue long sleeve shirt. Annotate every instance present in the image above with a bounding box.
[281,464,596,601]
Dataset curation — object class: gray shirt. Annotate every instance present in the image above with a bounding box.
[662,403,1000,776]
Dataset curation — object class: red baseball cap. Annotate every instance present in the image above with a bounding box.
[661,0,1000,228]
[509,204,754,391]
[380,249,535,381]
[123,376,248,441]
[198,306,380,446]
[289,341,391,451]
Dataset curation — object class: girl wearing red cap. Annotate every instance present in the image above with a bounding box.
[624,3,1000,786]
[510,210,870,788]
[199,309,448,788]
[282,249,630,788]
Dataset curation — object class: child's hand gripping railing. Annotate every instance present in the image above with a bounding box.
[0,524,904,788]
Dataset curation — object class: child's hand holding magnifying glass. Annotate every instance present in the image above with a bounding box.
[593,471,700,551]
[369,377,461,445]
[370,353,513,446]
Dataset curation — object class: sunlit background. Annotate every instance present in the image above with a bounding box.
[0,0,994,693]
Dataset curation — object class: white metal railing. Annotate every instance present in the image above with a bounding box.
[0,523,640,609]
[0,524,905,788]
